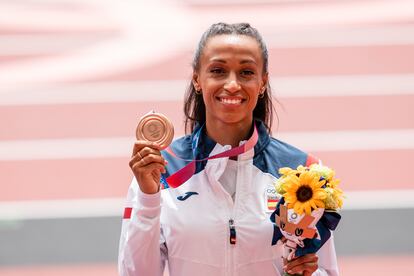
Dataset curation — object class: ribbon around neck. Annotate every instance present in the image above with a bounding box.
[164,124,259,188]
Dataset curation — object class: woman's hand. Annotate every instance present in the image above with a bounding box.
[284,253,319,276]
[129,141,167,194]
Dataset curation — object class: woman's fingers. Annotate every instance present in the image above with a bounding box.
[139,146,162,157]
[287,254,318,267]
[284,254,318,275]
[287,263,318,275]
[130,153,167,171]
[132,141,161,157]
[130,140,166,168]
[134,162,166,176]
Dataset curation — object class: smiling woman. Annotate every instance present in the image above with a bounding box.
[119,23,339,276]
[191,34,268,147]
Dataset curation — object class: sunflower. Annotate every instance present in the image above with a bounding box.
[283,170,327,215]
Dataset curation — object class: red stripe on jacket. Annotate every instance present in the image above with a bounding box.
[123,207,132,219]
[305,153,319,167]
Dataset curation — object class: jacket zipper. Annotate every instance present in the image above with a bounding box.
[229,219,237,245]
[228,218,236,276]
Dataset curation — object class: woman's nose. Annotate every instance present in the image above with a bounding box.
[224,73,241,93]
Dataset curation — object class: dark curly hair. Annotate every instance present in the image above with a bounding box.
[184,22,276,133]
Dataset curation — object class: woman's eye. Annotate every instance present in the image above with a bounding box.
[210,68,225,74]
[241,70,254,76]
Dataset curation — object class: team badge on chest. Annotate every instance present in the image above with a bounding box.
[266,183,280,212]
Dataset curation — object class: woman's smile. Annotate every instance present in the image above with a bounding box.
[216,96,245,106]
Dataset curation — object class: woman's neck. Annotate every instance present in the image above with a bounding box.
[205,120,253,148]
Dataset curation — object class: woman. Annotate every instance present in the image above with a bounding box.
[119,23,339,276]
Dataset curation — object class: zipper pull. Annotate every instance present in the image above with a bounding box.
[229,219,236,245]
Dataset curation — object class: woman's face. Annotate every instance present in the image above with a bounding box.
[193,34,268,128]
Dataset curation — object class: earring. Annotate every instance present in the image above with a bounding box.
[259,87,266,98]
[195,89,202,95]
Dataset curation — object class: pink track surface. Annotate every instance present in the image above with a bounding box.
[61,45,414,82]
[2,95,414,140]
[1,0,414,273]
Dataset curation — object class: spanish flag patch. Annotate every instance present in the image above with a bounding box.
[267,199,278,211]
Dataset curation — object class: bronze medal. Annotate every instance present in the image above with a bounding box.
[136,111,174,149]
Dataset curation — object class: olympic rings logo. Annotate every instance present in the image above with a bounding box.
[266,188,277,194]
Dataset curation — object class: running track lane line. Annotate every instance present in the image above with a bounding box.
[1,189,414,220]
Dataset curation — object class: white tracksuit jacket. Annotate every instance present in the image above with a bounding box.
[118,121,339,276]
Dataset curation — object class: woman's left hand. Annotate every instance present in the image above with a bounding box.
[284,253,318,276]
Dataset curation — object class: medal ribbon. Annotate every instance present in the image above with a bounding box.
[164,123,259,188]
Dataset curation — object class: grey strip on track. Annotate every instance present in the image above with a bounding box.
[335,208,414,255]
[0,217,122,266]
[0,208,413,266]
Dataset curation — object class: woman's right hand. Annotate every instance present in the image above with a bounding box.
[129,141,168,194]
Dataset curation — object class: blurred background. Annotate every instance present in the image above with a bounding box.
[1,0,414,275]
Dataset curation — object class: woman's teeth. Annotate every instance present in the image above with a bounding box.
[220,98,242,104]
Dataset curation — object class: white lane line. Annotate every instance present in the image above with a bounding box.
[3,25,414,55]
[0,1,117,31]
[0,137,134,160]
[276,129,414,152]
[194,0,414,29]
[0,33,116,56]
[0,189,413,220]
[1,74,414,106]
[263,25,414,48]
[186,0,365,5]
[0,198,124,220]
[343,189,414,210]
[273,74,414,98]
[0,129,413,161]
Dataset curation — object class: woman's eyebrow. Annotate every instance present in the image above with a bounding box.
[209,58,226,63]
[208,58,257,65]
[240,59,257,65]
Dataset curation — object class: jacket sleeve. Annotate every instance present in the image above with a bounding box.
[312,234,339,276]
[118,178,167,276]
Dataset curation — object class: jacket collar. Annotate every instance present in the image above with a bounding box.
[190,119,270,160]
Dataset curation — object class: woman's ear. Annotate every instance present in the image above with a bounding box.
[192,73,201,91]
[262,72,269,90]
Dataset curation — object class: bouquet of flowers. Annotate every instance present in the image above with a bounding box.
[270,163,344,276]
